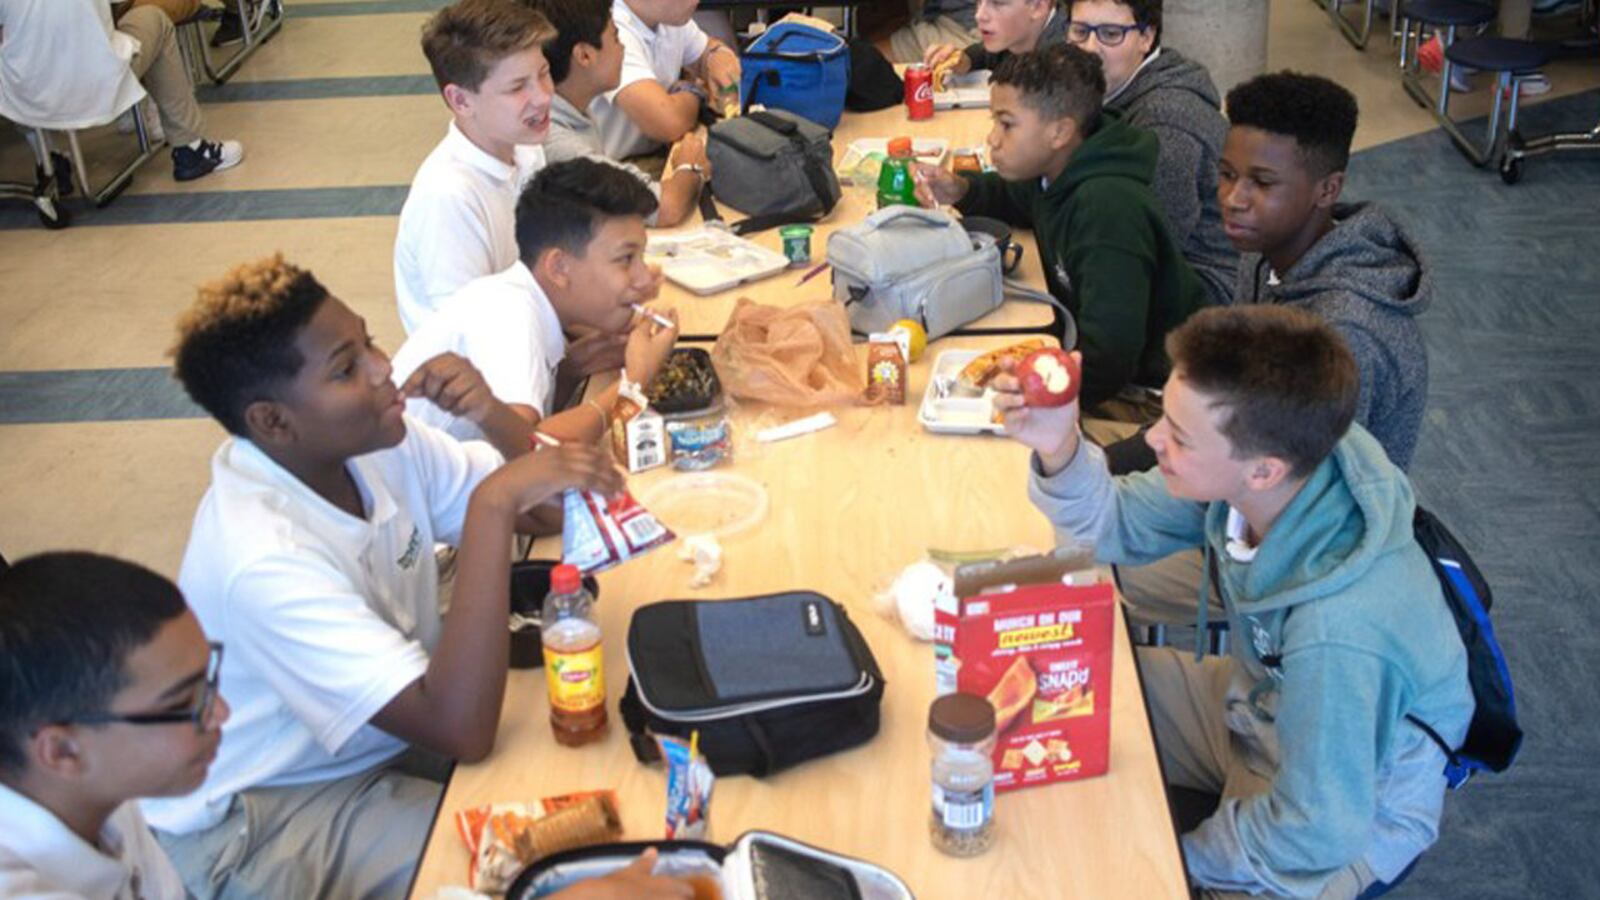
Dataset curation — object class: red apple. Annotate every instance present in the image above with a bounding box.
[1018,348,1080,408]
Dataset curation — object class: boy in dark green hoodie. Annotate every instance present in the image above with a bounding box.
[914,43,1205,428]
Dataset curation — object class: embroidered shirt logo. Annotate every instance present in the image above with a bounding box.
[397,525,423,570]
[1052,261,1073,294]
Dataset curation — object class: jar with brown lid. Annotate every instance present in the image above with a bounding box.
[927,692,997,856]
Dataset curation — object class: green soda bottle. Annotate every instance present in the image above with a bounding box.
[876,137,919,210]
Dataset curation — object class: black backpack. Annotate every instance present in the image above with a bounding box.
[1405,506,1523,787]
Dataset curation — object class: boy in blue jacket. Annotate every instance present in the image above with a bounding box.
[992,305,1472,898]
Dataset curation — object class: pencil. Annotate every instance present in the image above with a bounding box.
[795,261,830,287]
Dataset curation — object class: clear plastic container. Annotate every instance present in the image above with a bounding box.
[927,692,997,856]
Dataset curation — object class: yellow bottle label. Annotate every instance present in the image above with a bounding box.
[543,645,605,713]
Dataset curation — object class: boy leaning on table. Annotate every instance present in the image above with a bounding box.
[144,255,628,898]
[991,305,1472,899]
[0,557,688,900]
[390,158,680,449]
[914,44,1205,436]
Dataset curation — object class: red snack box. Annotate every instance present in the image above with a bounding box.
[936,550,1113,793]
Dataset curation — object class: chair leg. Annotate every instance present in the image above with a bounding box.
[59,104,166,207]
[196,0,285,85]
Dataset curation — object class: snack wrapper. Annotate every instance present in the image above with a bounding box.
[453,794,623,893]
[561,488,675,574]
[657,733,715,840]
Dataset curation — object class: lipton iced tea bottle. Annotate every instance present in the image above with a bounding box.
[542,564,607,746]
[876,137,919,210]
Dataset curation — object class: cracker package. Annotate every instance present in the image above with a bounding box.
[453,794,623,892]
[934,548,1113,793]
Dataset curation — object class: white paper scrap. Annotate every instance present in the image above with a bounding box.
[755,412,838,444]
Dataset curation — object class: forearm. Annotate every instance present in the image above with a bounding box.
[534,383,616,446]
[655,170,702,227]
[620,87,701,144]
[474,401,537,460]
[954,172,1033,227]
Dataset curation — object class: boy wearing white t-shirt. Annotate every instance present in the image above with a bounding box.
[592,0,740,160]
[392,158,679,448]
[0,553,223,900]
[150,255,625,898]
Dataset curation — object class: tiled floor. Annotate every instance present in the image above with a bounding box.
[2,0,1598,895]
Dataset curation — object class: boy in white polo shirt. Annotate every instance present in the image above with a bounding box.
[150,255,625,898]
[1,552,224,900]
[395,0,556,336]
[592,0,740,160]
[392,158,679,448]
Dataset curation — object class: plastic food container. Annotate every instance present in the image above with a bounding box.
[638,472,769,541]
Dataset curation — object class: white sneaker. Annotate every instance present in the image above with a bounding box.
[1518,72,1552,96]
[1449,67,1474,93]
[171,138,244,181]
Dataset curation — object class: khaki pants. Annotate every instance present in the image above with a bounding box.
[121,0,204,22]
[1083,385,1165,448]
[1137,647,1380,900]
[116,5,205,146]
[1117,548,1219,630]
[887,15,980,63]
[156,750,449,900]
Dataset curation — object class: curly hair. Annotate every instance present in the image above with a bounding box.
[992,43,1106,132]
[422,0,554,93]
[1166,305,1359,478]
[170,255,329,436]
[1225,71,1359,177]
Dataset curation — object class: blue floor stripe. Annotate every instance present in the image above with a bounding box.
[290,0,449,17]
[0,369,203,424]
[198,74,436,103]
[0,185,408,230]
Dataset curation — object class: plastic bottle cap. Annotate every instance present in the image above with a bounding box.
[929,692,996,743]
[551,563,582,595]
[887,137,914,158]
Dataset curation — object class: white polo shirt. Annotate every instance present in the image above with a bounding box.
[0,0,146,130]
[0,785,184,900]
[592,0,710,159]
[394,121,546,335]
[142,422,503,836]
[389,261,568,444]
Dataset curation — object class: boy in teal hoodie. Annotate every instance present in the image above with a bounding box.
[915,43,1204,428]
[991,305,1472,898]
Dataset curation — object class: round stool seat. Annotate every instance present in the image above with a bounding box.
[1400,0,1497,26]
[1445,37,1555,73]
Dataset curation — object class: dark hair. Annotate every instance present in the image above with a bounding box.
[423,0,554,93]
[992,43,1106,132]
[1070,0,1164,47]
[531,0,610,85]
[1166,305,1358,477]
[1225,71,1359,177]
[170,255,329,436]
[515,158,659,261]
[0,553,188,772]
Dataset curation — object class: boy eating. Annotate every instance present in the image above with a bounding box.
[922,0,1065,81]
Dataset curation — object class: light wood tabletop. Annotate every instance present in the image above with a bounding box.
[647,105,1059,341]
[408,335,1188,899]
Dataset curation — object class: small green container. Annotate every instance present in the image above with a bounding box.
[780,224,814,267]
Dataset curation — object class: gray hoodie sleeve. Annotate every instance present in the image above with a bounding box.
[1145,123,1205,243]
[1028,437,1209,564]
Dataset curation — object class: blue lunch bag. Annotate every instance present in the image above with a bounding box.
[739,22,849,129]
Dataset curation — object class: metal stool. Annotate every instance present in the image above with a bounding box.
[19,100,164,208]
[1439,37,1555,166]
[1501,6,1600,183]
[1398,0,1496,102]
[1325,0,1403,50]
[0,134,69,228]
[176,0,285,86]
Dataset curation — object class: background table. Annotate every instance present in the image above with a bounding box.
[653,105,1060,342]
[408,335,1188,899]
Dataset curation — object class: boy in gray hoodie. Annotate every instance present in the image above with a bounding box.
[1069,0,1236,307]
[992,305,1471,899]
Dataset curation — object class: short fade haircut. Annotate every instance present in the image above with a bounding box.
[515,158,659,262]
[422,0,554,93]
[1167,305,1359,478]
[992,44,1106,132]
[0,553,187,772]
[1226,71,1359,177]
[1071,0,1164,47]
[531,0,611,85]
[171,255,330,436]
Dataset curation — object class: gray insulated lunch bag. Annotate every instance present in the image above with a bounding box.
[827,205,1004,339]
[706,109,840,223]
[620,591,884,777]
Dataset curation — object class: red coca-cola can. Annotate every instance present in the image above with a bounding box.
[905,63,934,120]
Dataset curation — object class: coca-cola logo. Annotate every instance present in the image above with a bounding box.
[913,83,933,102]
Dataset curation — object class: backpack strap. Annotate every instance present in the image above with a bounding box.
[1406,712,1474,788]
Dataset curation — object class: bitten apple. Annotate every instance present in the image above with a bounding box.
[1018,349,1080,407]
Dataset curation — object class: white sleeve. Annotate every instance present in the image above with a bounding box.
[223,555,430,754]
[398,184,498,325]
[404,417,505,545]
[455,294,550,414]
[605,27,665,101]
[681,20,711,66]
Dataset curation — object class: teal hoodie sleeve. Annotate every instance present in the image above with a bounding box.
[1184,640,1414,896]
[1060,182,1162,407]
[954,171,1036,230]
[1026,436,1208,564]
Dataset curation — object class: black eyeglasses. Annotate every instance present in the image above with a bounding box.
[72,643,224,733]
[1066,21,1148,47]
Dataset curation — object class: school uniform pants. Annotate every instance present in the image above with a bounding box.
[888,15,981,64]
[115,5,205,146]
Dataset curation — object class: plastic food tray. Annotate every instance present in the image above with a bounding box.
[935,70,991,110]
[836,138,950,185]
[646,228,791,296]
[917,349,1005,436]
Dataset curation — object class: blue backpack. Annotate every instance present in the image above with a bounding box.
[1406,506,1523,787]
[739,22,849,129]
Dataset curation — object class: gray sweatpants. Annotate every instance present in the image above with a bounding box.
[1137,647,1379,900]
[156,750,449,900]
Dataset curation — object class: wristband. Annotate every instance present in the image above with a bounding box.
[674,163,705,180]
[585,398,610,430]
